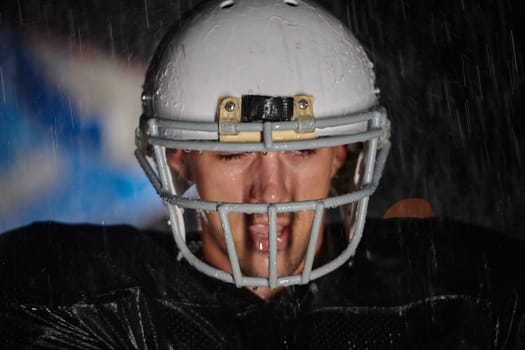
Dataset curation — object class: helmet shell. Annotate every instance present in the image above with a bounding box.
[147,0,377,123]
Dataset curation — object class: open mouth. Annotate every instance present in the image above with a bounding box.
[248,222,290,251]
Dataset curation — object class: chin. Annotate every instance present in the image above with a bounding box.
[241,250,305,280]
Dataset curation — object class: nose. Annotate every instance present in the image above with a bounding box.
[249,152,290,203]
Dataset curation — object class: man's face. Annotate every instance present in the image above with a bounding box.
[168,147,346,293]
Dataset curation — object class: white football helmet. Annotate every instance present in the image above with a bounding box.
[136,0,390,289]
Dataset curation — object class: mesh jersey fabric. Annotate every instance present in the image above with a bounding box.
[1,218,524,349]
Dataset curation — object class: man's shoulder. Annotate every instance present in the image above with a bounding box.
[319,218,525,305]
[0,222,256,349]
[304,218,525,349]
[362,218,525,275]
[0,221,179,305]
[361,218,525,296]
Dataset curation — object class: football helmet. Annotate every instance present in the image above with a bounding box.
[136,0,390,289]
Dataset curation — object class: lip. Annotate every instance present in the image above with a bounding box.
[248,223,290,251]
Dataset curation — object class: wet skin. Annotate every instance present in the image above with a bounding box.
[168,146,346,299]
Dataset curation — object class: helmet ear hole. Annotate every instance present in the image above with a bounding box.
[284,0,299,6]
[220,0,235,9]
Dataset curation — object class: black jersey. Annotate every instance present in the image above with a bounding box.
[1,218,524,349]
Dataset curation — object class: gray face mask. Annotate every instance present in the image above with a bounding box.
[136,102,390,289]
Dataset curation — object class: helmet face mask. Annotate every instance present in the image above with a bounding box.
[135,0,390,291]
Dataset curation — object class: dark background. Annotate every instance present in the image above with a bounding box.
[1,0,523,237]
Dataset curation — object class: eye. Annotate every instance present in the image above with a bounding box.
[218,152,252,160]
[295,149,316,157]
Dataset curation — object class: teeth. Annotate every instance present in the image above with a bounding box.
[254,232,284,239]
[254,231,286,251]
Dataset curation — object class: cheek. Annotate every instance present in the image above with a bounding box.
[292,167,333,200]
[297,153,337,198]
[193,161,247,202]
